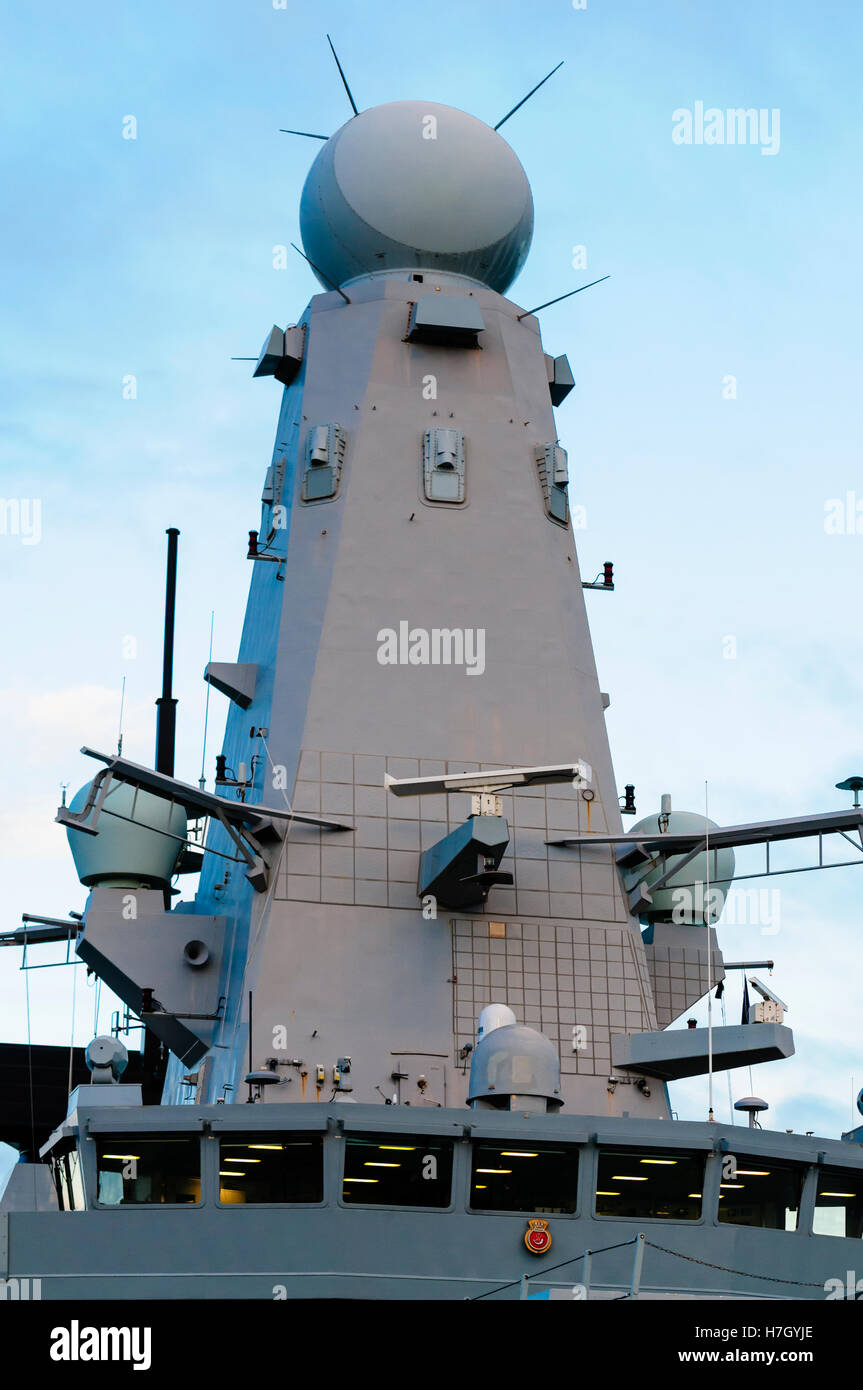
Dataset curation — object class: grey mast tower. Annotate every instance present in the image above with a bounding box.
[184,97,664,1117]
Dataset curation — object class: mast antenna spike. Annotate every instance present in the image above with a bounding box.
[326,33,359,117]
[494,60,564,132]
[517,274,610,320]
[279,128,330,141]
[290,242,351,304]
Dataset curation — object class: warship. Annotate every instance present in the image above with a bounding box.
[1,54,862,1303]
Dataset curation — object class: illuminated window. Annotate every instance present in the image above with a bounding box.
[95,1137,200,1206]
[813,1168,863,1238]
[470,1142,578,1214]
[595,1149,704,1220]
[717,1156,805,1231]
[218,1135,323,1205]
[342,1135,453,1208]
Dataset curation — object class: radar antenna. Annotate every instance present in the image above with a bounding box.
[327,33,359,116]
[494,60,564,131]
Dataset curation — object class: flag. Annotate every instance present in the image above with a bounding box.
[741,976,751,1025]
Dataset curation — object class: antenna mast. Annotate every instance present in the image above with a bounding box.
[155,527,179,777]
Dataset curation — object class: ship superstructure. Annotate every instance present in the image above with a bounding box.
[1,83,861,1302]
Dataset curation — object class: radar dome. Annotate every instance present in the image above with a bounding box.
[628,809,735,926]
[66,779,186,889]
[299,101,534,293]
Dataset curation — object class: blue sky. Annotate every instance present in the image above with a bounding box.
[1,0,861,1174]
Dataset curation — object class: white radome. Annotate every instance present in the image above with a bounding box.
[299,101,534,292]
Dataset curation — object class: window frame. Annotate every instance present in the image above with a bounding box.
[466,1138,582,1219]
[336,1131,457,1215]
[591,1145,709,1227]
[214,1131,327,1211]
[92,1133,206,1211]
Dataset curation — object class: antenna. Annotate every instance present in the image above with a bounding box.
[199,611,214,791]
[290,242,352,304]
[155,528,180,777]
[517,276,610,321]
[491,61,564,131]
[326,34,359,116]
[117,675,126,756]
[279,128,330,141]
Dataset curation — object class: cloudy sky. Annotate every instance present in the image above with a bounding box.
[1,0,861,1183]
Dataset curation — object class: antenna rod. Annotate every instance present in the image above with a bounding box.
[705,781,714,1124]
[155,527,179,777]
[326,34,359,116]
[517,275,610,320]
[117,675,126,756]
[199,611,214,790]
[290,242,351,304]
[494,60,564,131]
[279,128,330,140]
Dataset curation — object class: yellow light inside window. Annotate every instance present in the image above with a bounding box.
[378,1146,416,1151]
[220,1171,245,1176]
[343,1177,378,1183]
[474,1184,487,1190]
[223,1158,261,1163]
[596,1191,620,1196]
[687,1193,702,1198]
[639,1159,677,1165]
[475,1168,512,1174]
[500,1152,539,1158]
[720,1183,744,1188]
[101,1155,141,1161]
[247,1144,285,1150]
[734,1169,770,1176]
[819,1191,856,1198]
[611,1175,648,1181]
[364,1162,400,1168]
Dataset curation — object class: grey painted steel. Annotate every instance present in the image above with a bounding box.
[2,1102,859,1300]
[611,1022,795,1081]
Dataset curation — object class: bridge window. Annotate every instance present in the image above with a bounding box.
[595,1149,705,1220]
[218,1135,323,1204]
[342,1134,453,1208]
[50,1147,85,1211]
[813,1169,863,1238]
[470,1142,578,1214]
[95,1136,200,1206]
[717,1156,805,1231]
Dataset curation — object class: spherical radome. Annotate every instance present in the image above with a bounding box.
[628,810,736,926]
[299,101,534,293]
[66,779,186,888]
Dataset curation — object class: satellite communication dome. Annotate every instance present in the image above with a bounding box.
[299,101,534,293]
[66,779,186,889]
[628,809,736,926]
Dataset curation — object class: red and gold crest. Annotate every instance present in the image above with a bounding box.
[524,1218,552,1255]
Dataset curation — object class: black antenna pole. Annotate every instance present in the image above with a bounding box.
[517,275,610,320]
[494,60,564,132]
[326,34,359,116]
[279,128,330,141]
[290,242,351,303]
[247,989,254,1103]
[155,527,179,776]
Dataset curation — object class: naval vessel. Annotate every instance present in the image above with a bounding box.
[1,54,861,1302]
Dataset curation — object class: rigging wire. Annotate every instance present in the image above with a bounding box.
[705,780,714,1123]
[67,953,78,1097]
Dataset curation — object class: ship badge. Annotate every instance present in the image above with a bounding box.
[524,1218,552,1255]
